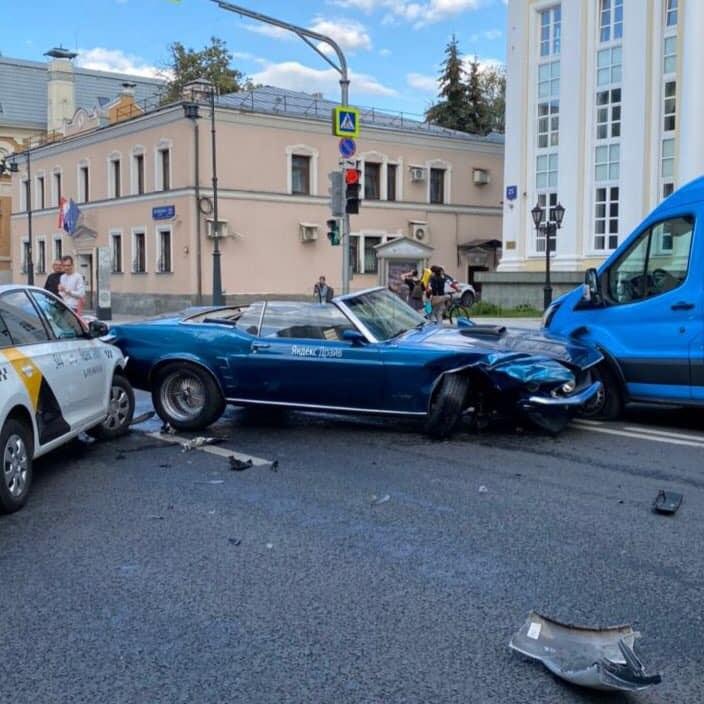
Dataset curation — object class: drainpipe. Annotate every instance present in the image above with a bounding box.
[194,120,202,305]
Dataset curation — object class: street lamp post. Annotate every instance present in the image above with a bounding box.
[209,86,223,306]
[531,200,566,310]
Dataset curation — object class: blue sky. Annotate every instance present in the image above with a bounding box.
[2,0,507,116]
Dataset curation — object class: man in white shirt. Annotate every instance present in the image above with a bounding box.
[58,255,86,314]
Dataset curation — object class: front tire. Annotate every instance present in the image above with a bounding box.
[425,374,470,439]
[460,290,475,307]
[88,374,135,440]
[152,362,225,431]
[578,364,623,420]
[0,418,34,514]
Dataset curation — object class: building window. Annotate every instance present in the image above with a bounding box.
[663,81,676,132]
[536,153,558,189]
[664,36,677,74]
[132,231,146,273]
[594,186,619,251]
[535,192,558,253]
[350,234,397,274]
[79,165,89,203]
[596,88,621,139]
[663,182,675,199]
[158,148,170,191]
[53,237,62,262]
[37,240,46,274]
[430,168,445,204]
[599,0,623,43]
[21,241,30,274]
[291,155,311,195]
[157,228,172,273]
[111,233,123,273]
[539,5,561,57]
[597,47,622,87]
[37,176,45,209]
[666,0,678,27]
[537,61,560,98]
[661,138,676,179]
[364,236,382,273]
[133,152,145,195]
[364,162,381,200]
[53,172,62,207]
[387,164,397,202]
[537,100,560,148]
[110,157,121,198]
[595,144,620,181]
[21,180,29,211]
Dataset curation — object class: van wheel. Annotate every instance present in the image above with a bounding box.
[0,418,34,514]
[579,364,623,420]
[152,363,225,431]
[425,374,470,439]
[89,374,135,440]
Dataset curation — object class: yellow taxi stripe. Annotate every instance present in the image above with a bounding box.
[2,347,43,410]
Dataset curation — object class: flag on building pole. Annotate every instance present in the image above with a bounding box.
[60,198,81,236]
[57,196,68,229]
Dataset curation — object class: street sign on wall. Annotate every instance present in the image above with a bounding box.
[506,185,518,201]
[332,107,360,138]
[152,205,175,220]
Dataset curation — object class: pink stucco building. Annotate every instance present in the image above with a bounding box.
[10,85,504,314]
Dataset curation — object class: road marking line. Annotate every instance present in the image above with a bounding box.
[622,426,704,443]
[145,432,272,466]
[571,424,704,448]
[572,418,603,426]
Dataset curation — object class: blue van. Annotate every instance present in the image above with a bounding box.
[543,177,703,419]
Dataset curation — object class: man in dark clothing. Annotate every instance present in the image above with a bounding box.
[313,275,334,303]
[44,260,63,296]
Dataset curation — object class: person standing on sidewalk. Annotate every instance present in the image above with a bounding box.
[58,256,86,315]
[313,275,334,303]
[44,260,64,297]
[427,265,450,322]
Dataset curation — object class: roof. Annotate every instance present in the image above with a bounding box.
[218,86,505,145]
[0,55,164,128]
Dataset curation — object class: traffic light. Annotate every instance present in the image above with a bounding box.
[326,218,340,246]
[345,168,361,214]
[328,171,344,217]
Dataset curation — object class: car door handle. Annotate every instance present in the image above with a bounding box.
[251,342,271,351]
[671,302,694,311]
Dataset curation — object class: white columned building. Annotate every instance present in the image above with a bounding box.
[491,0,691,306]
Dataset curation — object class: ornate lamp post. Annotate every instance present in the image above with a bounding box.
[532,200,565,310]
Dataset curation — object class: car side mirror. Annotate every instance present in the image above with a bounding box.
[342,329,366,344]
[88,320,109,338]
[584,268,602,305]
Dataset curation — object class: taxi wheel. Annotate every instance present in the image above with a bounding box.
[152,362,225,432]
[0,418,34,514]
[425,374,470,440]
[89,374,135,440]
[578,364,623,421]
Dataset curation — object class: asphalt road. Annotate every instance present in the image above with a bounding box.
[2,395,703,704]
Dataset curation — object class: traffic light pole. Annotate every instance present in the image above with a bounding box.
[210,0,352,293]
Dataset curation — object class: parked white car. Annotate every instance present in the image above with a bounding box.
[0,285,134,513]
[444,278,477,306]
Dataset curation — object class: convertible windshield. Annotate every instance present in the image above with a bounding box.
[343,288,425,341]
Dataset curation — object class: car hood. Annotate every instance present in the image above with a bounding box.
[402,323,602,370]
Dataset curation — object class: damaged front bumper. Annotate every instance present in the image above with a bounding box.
[520,381,602,409]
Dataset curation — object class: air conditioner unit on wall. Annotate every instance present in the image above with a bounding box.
[410,166,426,182]
[409,221,429,242]
[473,168,490,185]
[299,223,319,242]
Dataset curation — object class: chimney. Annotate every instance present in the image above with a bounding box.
[45,47,77,132]
[120,81,137,98]
[182,78,215,103]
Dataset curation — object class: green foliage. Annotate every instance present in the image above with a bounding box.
[470,301,542,317]
[425,36,469,132]
[163,36,252,103]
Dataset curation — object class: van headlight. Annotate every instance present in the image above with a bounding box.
[542,302,560,329]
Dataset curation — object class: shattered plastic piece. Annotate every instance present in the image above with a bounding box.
[159,463,172,469]
[653,490,683,515]
[160,422,176,435]
[228,538,242,546]
[370,493,391,506]
[478,485,488,494]
[181,436,222,452]
[270,460,279,472]
[266,543,273,549]
[229,456,254,471]
[148,515,165,521]
[509,611,662,692]
[77,432,96,445]
[130,410,156,426]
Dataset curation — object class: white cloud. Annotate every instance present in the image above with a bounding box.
[252,60,397,97]
[75,48,165,79]
[379,48,392,56]
[406,72,438,92]
[331,0,486,27]
[243,23,291,40]
[310,17,373,53]
[470,28,502,41]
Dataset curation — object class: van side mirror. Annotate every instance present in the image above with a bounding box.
[584,268,602,305]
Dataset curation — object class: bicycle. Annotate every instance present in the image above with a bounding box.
[445,292,474,324]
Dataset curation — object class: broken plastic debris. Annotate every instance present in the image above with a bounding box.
[229,456,253,471]
[265,543,273,550]
[130,410,156,426]
[160,422,176,435]
[270,460,279,472]
[478,485,488,494]
[370,493,391,506]
[228,538,242,546]
[509,611,662,692]
[77,432,96,444]
[148,515,165,521]
[653,490,683,515]
[181,436,222,452]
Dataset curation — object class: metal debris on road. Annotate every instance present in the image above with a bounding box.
[229,456,253,471]
[159,463,172,469]
[160,422,176,435]
[270,460,279,472]
[370,493,391,506]
[129,410,156,426]
[77,432,96,445]
[228,538,242,546]
[148,515,165,521]
[181,437,223,452]
[653,490,683,515]
[509,611,662,692]
[266,543,273,549]
[478,485,488,494]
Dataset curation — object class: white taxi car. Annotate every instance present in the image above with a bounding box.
[0,285,134,514]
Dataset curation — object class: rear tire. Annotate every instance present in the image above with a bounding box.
[88,374,135,440]
[0,418,33,514]
[578,363,623,420]
[425,374,470,439]
[460,290,475,307]
[152,362,225,431]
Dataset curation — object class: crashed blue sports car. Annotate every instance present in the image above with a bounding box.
[109,287,603,438]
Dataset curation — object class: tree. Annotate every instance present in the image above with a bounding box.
[481,64,506,133]
[464,56,488,134]
[425,35,469,132]
[163,36,250,103]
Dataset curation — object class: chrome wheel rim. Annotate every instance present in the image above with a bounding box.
[160,371,206,422]
[103,385,131,430]
[3,434,29,498]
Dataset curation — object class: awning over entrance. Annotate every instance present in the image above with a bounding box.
[457,238,502,250]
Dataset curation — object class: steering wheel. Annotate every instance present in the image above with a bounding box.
[651,268,670,290]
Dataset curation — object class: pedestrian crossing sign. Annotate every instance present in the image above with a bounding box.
[332,106,360,138]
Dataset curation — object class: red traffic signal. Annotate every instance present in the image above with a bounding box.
[345,168,360,185]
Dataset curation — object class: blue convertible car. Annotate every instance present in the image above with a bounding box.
[109,288,603,438]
